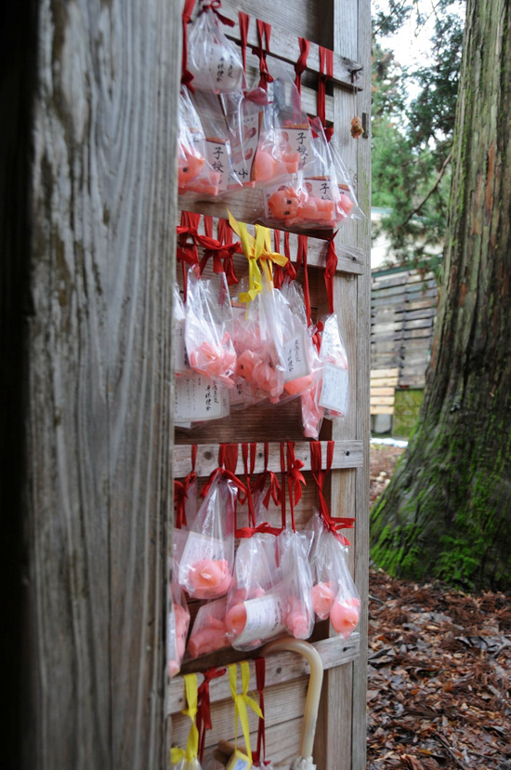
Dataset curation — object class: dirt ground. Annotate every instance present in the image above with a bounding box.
[367,444,511,770]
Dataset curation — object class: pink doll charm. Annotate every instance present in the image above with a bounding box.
[311,581,336,619]
[267,186,335,227]
[189,332,237,387]
[188,558,232,600]
[330,597,360,638]
[188,598,230,658]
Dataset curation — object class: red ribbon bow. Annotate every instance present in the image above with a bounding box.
[287,442,306,532]
[294,37,310,94]
[318,46,334,141]
[200,444,247,500]
[198,216,241,286]
[310,441,355,545]
[324,233,338,314]
[176,211,201,300]
[181,0,196,89]
[197,666,227,760]
[236,521,283,538]
[200,0,235,27]
[254,20,273,90]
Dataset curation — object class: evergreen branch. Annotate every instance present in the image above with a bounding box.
[399,150,453,227]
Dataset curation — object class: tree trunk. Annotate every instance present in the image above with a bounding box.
[371,0,511,591]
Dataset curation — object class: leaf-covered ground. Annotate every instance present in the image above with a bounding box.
[368,446,511,769]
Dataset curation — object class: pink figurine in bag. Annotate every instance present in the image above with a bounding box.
[178,471,238,600]
[185,267,237,388]
[188,597,230,658]
[178,87,222,197]
[277,529,315,640]
[308,512,360,639]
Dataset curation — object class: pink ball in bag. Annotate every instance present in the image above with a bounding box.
[311,581,336,619]
[338,192,354,216]
[286,596,312,639]
[330,597,360,638]
[225,602,247,637]
[188,616,228,658]
[188,558,232,599]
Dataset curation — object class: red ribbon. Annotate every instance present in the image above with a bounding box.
[201,444,246,500]
[181,0,197,89]
[200,0,235,27]
[296,235,311,326]
[239,11,250,73]
[324,234,338,314]
[237,443,257,527]
[280,442,287,529]
[310,441,355,545]
[253,658,266,764]
[294,37,310,94]
[254,20,273,90]
[198,216,241,286]
[236,521,283,538]
[318,46,334,141]
[174,445,198,529]
[197,666,227,761]
[176,211,201,300]
[286,442,306,532]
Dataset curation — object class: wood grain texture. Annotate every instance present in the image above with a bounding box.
[24,1,181,768]
[173,440,363,477]
[167,633,360,714]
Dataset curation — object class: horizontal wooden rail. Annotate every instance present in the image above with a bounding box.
[180,211,366,275]
[216,2,364,91]
[173,440,363,478]
[167,632,360,715]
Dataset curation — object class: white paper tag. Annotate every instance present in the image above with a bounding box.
[304,175,338,202]
[275,124,311,167]
[205,139,230,192]
[319,364,349,414]
[174,373,230,422]
[235,592,288,646]
[208,44,244,92]
[231,110,260,184]
[229,377,254,407]
[178,531,225,586]
[283,333,310,383]
[172,318,188,374]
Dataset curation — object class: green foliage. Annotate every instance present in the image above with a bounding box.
[371,1,465,265]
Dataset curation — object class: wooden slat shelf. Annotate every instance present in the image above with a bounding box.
[219,1,365,91]
[181,211,366,275]
[167,632,360,715]
[174,439,363,478]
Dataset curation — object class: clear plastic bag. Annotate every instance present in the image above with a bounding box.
[188,7,246,94]
[221,88,268,188]
[178,473,237,600]
[309,513,360,638]
[178,87,222,197]
[317,314,349,418]
[261,172,338,229]
[231,284,286,405]
[191,89,241,194]
[277,529,314,640]
[185,267,237,388]
[168,574,191,678]
[279,278,322,398]
[173,284,189,376]
[225,533,286,651]
[188,596,230,658]
[253,71,312,185]
[172,760,203,770]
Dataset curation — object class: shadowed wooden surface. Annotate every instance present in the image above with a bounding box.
[22,1,180,767]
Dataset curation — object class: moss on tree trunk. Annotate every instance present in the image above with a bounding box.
[371,0,511,591]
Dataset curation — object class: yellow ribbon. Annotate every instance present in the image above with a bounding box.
[228,662,264,763]
[170,673,199,766]
[227,211,288,305]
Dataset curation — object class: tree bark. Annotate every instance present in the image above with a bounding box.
[371,0,511,591]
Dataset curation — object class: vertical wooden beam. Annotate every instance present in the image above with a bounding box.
[12,1,181,767]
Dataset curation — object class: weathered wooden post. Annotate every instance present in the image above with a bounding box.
[1,2,181,767]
